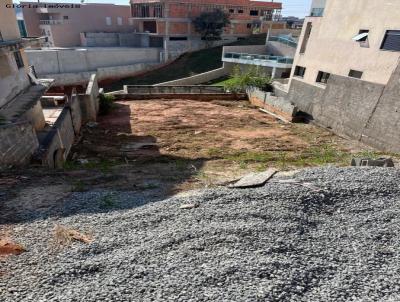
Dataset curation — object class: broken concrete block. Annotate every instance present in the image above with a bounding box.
[179,203,199,209]
[351,158,395,167]
[229,168,278,189]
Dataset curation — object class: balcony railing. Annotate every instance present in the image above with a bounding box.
[223,52,294,65]
[269,36,298,48]
[39,20,63,25]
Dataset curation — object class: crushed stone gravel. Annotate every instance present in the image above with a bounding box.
[1,167,400,301]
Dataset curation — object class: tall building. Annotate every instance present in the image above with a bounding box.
[130,0,284,58]
[285,0,400,152]
[21,2,132,47]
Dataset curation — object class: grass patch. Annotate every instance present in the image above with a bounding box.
[103,34,267,91]
[64,159,119,173]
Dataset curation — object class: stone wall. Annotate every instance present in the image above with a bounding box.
[0,122,39,168]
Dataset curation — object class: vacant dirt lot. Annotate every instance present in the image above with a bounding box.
[63,98,376,195]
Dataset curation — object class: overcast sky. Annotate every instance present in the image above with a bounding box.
[14,0,311,17]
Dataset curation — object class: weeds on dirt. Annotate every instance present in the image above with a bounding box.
[71,180,87,192]
[99,94,116,115]
[64,159,119,173]
[54,225,92,246]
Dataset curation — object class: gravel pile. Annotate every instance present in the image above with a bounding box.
[2,167,400,301]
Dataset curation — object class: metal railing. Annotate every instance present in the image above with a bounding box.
[223,52,294,65]
[39,20,63,25]
[268,36,298,48]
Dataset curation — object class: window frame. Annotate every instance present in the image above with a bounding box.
[294,66,306,78]
[348,69,363,79]
[14,51,25,69]
[105,17,112,26]
[380,30,400,52]
[316,71,330,84]
[249,10,259,16]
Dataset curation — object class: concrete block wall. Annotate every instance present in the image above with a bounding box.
[0,123,39,168]
[287,65,400,152]
[247,87,297,121]
[40,108,75,168]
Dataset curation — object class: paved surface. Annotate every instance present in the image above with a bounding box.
[1,167,400,301]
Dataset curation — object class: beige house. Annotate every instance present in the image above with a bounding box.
[284,0,400,153]
[21,2,132,47]
[290,0,400,87]
[0,1,32,108]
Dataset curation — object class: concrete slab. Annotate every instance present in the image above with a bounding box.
[229,168,278,189]
[42,107,63,125]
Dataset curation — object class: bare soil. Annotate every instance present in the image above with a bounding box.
[0,98,383,225]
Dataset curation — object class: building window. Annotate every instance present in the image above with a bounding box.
[380,30,400,51]
[246,23,252,29]
[169,37,188,41]
[117,17,123,26]
[353,29,369,47]
[294,66,306,78]
[14,51,24,69]
[106,17,112,26]
[238,9,244,14]
[300,22,312,54]
[250,10,259,16]
[348,69,363,79]
[229,9,234,13]
[316,71,330,84]
[310,8,324,17]
[154,4,163,18]
[63,16,69,20]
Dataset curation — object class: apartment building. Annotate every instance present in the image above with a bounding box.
[130,0,284,58]
[0,1,34,107]
[286,0,400,152]
[21,2,132,47]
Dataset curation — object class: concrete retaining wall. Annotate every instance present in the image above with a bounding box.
[247,87,297,122]
[287,65,400,152]
[0,122,39,168]
[81,32,151,48]
[156,64,233,86]
[37,62,160,87]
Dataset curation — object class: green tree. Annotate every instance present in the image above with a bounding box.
[193,9,230,45]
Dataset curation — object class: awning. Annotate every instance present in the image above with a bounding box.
[353,32,369,41]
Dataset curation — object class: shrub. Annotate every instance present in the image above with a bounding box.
[99,93,115,115]
[224,65,273,93]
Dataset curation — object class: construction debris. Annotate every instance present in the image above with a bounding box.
[229,168,277,188]
[0,238,26,256]
[54,225,92,245]
[351,157,395,167]
[179,203,199,209]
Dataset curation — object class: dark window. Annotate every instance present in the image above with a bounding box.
[381,30,400,51]
[247,23,252,29]
[169,37,188,41]
[0,31,3,42]
[143,21,157,33]
[316,71,330,84]
[356,29,369,42]
[300,22,312,54]
[14,51,24,69]
[238,9,244,14]
[63,16,69,20]
[229,9,234,13]
[348,69,363,79]
[294,66,306,78]
[250,10,259,16]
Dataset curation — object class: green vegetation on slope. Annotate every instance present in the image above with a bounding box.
[103,34,267,92]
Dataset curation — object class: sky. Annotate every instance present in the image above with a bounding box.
[13,0,311,17]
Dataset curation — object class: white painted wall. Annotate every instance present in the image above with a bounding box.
[26,47,161,75]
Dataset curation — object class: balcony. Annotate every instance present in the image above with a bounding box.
[223,52,293,68]
[268,36,298,48]
[39,20,63,25]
